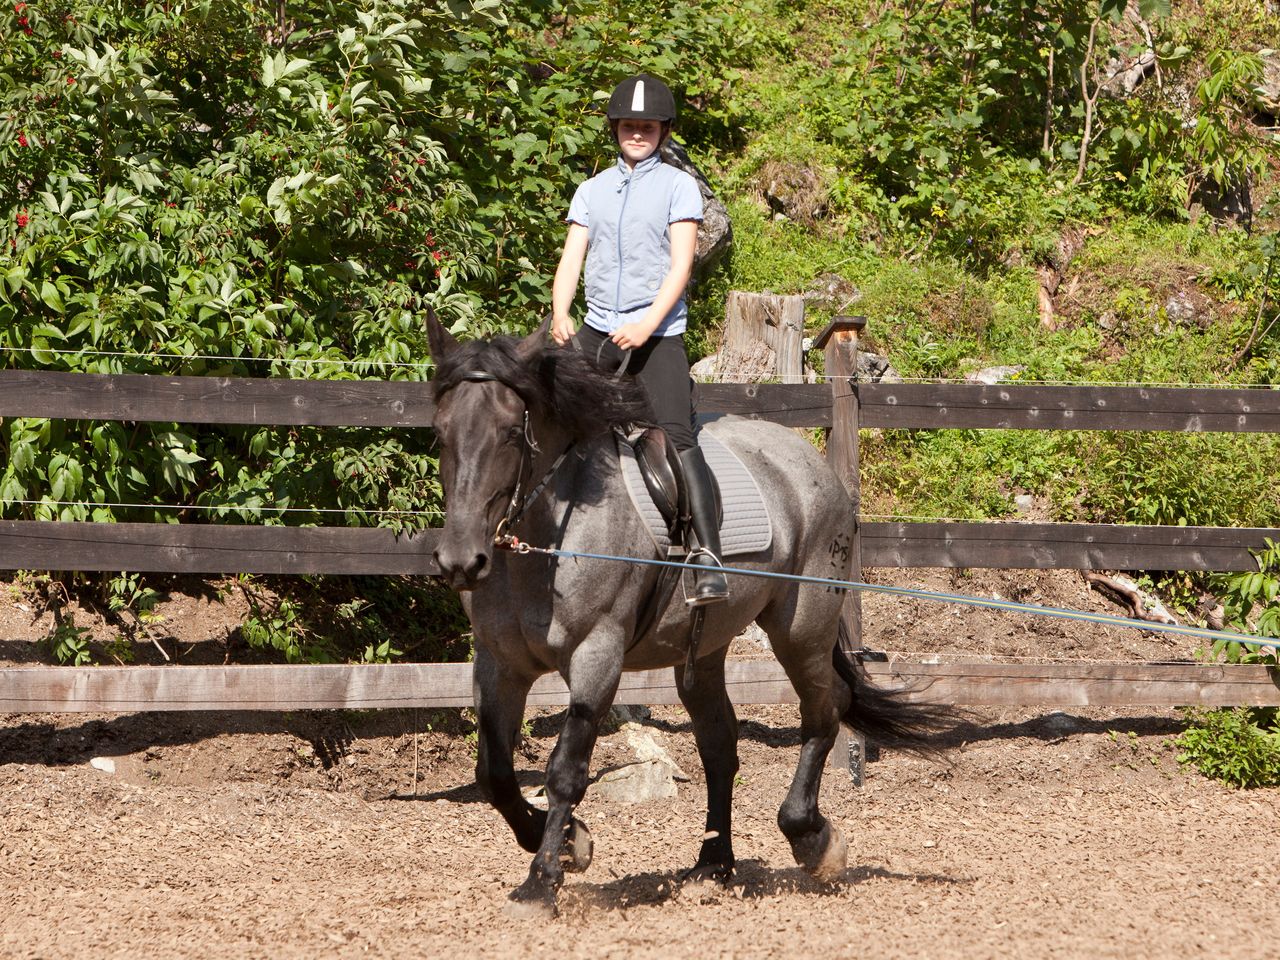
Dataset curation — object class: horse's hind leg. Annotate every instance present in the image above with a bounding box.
[759,601,850,882]
[675,644,739,884]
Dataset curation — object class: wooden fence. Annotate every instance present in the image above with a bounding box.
[1,315,1278,713]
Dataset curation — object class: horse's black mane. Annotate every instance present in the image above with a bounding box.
[432,334,653,440]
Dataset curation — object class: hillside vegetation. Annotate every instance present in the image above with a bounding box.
[1,0,1279,664]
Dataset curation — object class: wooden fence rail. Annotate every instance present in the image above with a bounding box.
[4,369,1280,432]
[0,315,1278,714]
[3,661,1277,713]
[0,520,1278,575]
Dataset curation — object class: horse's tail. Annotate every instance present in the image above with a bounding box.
[832,621,959,759]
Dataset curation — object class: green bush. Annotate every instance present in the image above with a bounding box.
[0,0,758,662]
[1176,707,1280,788]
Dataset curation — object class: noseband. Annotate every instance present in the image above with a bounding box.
[446,370,571,550]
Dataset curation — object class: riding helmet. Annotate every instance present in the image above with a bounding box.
[606,74,677,123]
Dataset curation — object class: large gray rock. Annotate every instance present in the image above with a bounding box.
[855,352,902,384]
[661,139,732,282]
[591,722,689,804]
[1259,49,1280,118]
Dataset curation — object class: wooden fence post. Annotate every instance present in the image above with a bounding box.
[722,291,806,383]
[814,315,868,785]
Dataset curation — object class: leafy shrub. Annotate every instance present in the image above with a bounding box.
[1176,707,1280,788]
[0,0,757,662]
[1211,537,1280,663]
[1177,541,1280,788]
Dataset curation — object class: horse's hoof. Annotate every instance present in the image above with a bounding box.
[560,818,593,873]
[680,861,734,887]
[805,824,848,883]
[505,886,558,921]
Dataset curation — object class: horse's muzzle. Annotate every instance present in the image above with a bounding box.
[433,542,492,591]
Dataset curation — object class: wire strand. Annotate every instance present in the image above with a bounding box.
[0,497,444,517]
[0,345,434,370]
[2,345,1276,390]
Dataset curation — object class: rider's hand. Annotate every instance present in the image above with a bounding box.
[551,313,577,346]
[610,321,657,351]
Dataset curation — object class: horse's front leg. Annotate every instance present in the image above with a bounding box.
[507,639,621,919]
[473,645,546,854]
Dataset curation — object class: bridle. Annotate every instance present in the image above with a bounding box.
[443,370,572,553]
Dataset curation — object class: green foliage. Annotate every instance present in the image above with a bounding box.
[0,1,757,664]
[1176,707,1280,789]
[0,0,758,532]
[47,618,93,666]
[236,574,470,664]
[1211,538,1280,663]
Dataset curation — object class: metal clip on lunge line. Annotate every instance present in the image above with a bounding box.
[494,528,535,555]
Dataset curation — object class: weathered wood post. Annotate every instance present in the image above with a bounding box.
[814,315,867,785]
[722,291,806,382]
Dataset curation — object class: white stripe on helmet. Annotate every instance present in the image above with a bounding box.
[630,80,645,112]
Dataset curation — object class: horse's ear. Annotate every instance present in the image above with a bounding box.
[423,307,457,361]
[517,313,553,360]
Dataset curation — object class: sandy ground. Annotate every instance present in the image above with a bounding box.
[2,568,1278,959]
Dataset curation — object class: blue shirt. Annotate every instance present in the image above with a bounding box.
[566,154,703,337]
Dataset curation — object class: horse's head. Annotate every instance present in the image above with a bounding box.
[425,310,547,591]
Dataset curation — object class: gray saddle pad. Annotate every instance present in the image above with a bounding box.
[617,425,772,557]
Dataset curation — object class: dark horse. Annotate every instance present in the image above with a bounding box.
[426,313,946,918]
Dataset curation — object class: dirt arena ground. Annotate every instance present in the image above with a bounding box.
[2,568,1278,959]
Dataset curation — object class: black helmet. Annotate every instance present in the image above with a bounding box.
[606,74,677,123]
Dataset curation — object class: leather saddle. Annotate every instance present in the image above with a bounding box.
[624,426,721,546]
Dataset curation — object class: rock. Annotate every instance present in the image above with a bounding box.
[661,139,731,282]
[1163,293,1196,325]
[621,723,689,781]
[1259,49,1280,119]
[608,704,652,725]
[1013,494,1035,514]
[89,757,116,774]
[1040,712,1083,736]
[855,352,902,384]
[592,761,678,803]
[738,622,771,651]
[757,161,829,224]
[965,365,1025,385]
[690,354,720,381]
[802,273,861,311]
[1191,174,1253,228]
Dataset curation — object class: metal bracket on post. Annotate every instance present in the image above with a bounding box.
[815,315,868,788]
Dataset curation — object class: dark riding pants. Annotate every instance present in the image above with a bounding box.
[573,324,699,451]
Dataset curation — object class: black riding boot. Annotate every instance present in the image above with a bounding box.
[679,446,729,606]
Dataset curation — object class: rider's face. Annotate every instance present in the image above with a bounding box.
[615,119,665,167]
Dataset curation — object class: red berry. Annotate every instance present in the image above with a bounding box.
[432,250,443,262]
[16,211,29,228]
[17,132,27,147]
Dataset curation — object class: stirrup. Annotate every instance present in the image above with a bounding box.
[685,547,729,607]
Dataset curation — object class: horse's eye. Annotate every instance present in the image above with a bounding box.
[506,425,524,444]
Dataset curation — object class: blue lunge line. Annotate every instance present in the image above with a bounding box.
[539,547,1280,651]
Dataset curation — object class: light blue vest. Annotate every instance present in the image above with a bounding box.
[567,154,702,336]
